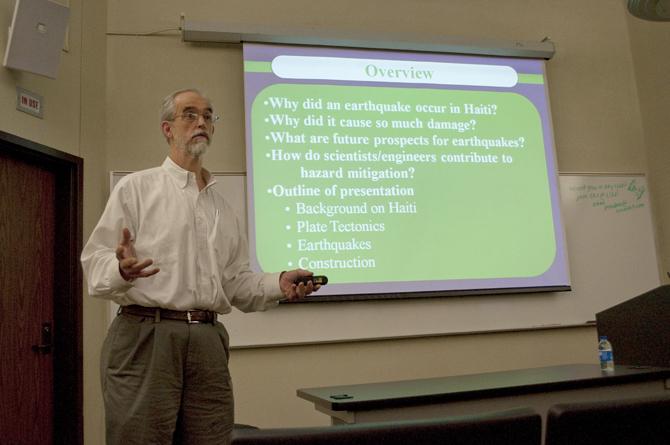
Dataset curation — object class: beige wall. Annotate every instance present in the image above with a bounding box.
[1,0,668,443]
[626,14,670,281]
[0,0,81,152]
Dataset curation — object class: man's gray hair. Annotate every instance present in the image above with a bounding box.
[160,88,212,122]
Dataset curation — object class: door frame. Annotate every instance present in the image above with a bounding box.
[0,130,83,445]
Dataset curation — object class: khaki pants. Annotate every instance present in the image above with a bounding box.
[101,312,234,445]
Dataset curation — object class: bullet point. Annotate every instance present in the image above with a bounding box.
[288,262,293,267]
[266,153,270,158]
[285,206,290,212]
[265,135,270,140]
[264,118,269,122]
[285,225,291,230]
[264,101,268,105]
[267,189,272,194]
[287,243,292,248]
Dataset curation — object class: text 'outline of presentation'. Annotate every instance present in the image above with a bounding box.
[271,56,519,87]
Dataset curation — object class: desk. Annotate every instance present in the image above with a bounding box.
[298,364,670,426]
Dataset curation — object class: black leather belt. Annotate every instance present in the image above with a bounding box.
[120,305,217,324]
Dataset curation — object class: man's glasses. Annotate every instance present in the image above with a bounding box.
[175,111,220,125]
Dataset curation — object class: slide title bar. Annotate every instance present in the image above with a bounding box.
[271,56,519,87]
[181,19,555,60]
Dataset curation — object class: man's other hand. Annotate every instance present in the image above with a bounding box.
[279,269,321,300]
[116,228,160,281]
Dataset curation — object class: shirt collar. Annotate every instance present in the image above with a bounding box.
[161,156,216,190]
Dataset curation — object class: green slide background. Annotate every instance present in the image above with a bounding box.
[251,84,556,283]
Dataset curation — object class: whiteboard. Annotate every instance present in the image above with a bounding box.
[109,172,660,347]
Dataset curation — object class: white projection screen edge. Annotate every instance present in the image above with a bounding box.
[242,42,570,302]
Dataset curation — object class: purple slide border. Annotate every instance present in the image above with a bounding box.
[242,43,569,298]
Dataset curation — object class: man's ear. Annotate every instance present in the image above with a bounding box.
[161,121,172,141]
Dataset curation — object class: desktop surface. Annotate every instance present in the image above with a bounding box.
[298,364,670,411]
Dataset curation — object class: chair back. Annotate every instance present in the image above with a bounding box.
[232,407,541,445]
[546,395,670,445]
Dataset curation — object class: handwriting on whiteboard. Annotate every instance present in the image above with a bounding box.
[569,178,645,213]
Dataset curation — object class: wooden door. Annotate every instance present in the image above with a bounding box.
[0,131,83,445]
[0,151,56,444]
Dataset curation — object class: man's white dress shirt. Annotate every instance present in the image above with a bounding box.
[81,157,282,313]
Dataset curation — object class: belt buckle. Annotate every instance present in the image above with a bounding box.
[186,311,201,324]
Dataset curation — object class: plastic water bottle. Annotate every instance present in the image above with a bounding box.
[598,336,614,372]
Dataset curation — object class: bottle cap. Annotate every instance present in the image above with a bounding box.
[599,335,607,340]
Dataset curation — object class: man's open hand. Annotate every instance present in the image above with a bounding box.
[116,228,160,281]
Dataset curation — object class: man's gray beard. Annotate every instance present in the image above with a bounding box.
[175,132,209,158]
[186,140,208,157]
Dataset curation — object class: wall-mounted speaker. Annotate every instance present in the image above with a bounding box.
[2,0,70,79]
